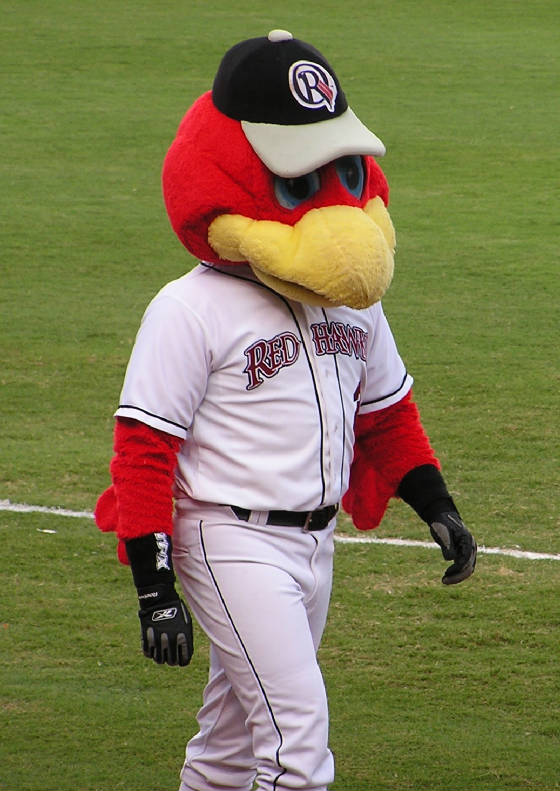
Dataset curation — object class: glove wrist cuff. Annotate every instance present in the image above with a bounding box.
[125,532,176,591]
[398,464,457,524]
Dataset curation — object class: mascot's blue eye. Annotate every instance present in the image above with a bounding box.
[336,156,365,198]
[274,171,321,209]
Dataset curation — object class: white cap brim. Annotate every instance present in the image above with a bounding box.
[241,107,386,178]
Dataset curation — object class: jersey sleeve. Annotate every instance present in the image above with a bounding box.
[115,291,211,438]
[358,302,413,414]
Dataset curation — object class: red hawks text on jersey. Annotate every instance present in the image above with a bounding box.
[243,322,367,391]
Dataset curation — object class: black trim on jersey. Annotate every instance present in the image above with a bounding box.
[321,308,347,497]
[199,262,328,506]
[117,404,188,434]
[198,521,287,790]
[360,370,410,408]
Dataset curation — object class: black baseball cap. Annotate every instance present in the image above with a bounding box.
[212,30,386,177]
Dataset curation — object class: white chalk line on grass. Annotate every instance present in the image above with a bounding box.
[1,498,559,562]
[0,499,94,519]
[334,534,560,562]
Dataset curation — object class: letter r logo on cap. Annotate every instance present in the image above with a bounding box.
[288,60,338,113]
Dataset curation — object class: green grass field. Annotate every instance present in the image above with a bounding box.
[2,1,559,789]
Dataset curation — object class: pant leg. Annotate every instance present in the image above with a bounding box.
[180,646,257,791]
[173,501,335,791]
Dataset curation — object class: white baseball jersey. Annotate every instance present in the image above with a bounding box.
[116,263,412,512]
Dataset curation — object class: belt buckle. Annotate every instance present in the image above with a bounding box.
[305,505,335,532]
[302,511,313,531]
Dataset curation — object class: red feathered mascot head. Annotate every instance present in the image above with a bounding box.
[162,30,397,310]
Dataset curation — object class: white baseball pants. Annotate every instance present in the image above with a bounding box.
[172,499,336,791]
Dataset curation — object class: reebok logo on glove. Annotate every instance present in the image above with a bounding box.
[152,607,178,622]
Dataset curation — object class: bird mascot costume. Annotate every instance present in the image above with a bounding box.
[95,30,477,791]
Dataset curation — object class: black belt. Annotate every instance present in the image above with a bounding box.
[230,504,338,531]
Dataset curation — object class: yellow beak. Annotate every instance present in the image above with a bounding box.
[208,197,396,309]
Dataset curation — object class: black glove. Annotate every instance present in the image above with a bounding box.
[398,465,477,585]
[138,586,193,666]
[125,532,194,666]
[429,511,477,585]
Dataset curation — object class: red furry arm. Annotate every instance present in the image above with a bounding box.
[342,390,440,530]
[95,418,182,560]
